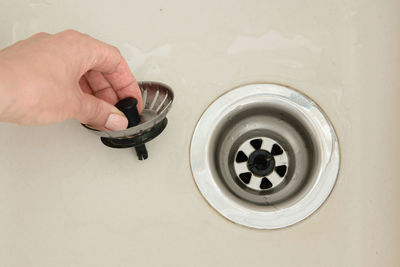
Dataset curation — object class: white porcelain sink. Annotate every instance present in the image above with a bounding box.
[0,0,399,266]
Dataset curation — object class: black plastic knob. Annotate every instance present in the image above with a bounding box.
[115,98,141,128]
[115,97,148,160]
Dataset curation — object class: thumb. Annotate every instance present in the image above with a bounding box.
[75,93,128,131]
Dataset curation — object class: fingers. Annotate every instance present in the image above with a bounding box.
[86,39,122,74]
[78,76,93,95]
[74,93,128,131]
[103,58,143,112]
[84,70,119,104]
[54,30,122,74]
[30,32,51,40]
[84,58,143,112]
[58,31,143,112]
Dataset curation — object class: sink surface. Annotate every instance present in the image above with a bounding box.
[0,0,399,266]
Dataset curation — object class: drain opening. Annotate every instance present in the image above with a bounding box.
[252,154,270,171]
[247,149,275,177]
[271,144,283,156]
[235,151,248,163]
[233,137,289,192]
[260,178,273,189]
[250,139,262,150]
[239,172,251,184]
[190,83,340,229]
[275,165,287,177]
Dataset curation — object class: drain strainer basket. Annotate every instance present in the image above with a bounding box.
[190,83,339,229]
[83,81,174,160]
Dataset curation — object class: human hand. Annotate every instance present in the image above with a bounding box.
[0,30,142,131]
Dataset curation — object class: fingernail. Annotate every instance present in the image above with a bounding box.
[105,113,128,131]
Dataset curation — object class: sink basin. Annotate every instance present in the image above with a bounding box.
[0,0,399,266]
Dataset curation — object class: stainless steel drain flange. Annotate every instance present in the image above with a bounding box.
[190,83,340,229]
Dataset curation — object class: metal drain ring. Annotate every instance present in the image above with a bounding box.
[190,83,340,229]
[234,137,288,191]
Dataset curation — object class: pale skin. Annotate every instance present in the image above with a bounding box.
[0,30,143,131]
